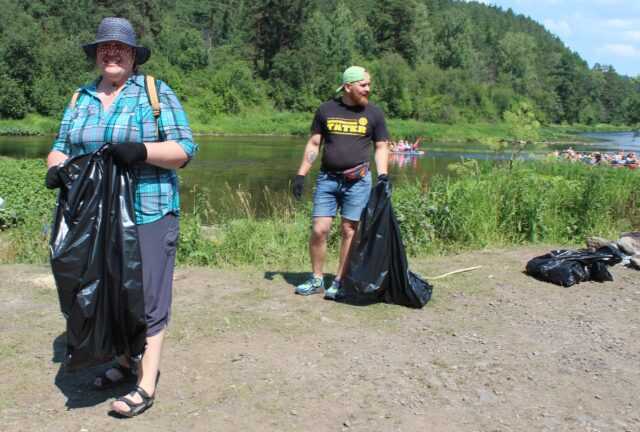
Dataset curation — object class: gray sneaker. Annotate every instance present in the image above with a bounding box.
[295,275,324,296]
[324,279,344,300]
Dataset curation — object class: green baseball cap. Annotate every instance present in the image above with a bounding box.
[336,66,367,93]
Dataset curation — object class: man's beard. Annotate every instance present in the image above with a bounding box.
[352,92,369,107]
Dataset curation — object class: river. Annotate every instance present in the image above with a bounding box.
[1,131,637,217]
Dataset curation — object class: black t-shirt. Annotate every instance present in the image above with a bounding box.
[310,98,389,172]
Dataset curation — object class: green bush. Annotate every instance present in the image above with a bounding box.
[0,76,29,119]
[0,159,56,263]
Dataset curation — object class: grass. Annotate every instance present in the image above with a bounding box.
[1,157,638,268]
[0,114,59,136]
[177,159,639,267]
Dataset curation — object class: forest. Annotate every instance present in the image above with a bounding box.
[0,0,638,126]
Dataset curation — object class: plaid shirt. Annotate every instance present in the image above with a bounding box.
[52,74,198,225]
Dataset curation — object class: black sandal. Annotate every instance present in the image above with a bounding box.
[93,364,136,390]
[112,386,154,418]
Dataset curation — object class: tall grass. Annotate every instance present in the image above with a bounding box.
[419,160,640,251]
[176,183,342,268]
[1,158,638,266]
[177,159,639,266]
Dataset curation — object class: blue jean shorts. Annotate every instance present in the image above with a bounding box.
[312,171,372,221]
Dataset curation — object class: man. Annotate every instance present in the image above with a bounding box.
[292,65,389,300]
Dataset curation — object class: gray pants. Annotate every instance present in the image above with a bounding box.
[138,213,179,337]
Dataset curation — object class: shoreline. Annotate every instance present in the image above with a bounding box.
[0,129,633,146]
[1,113,635,141]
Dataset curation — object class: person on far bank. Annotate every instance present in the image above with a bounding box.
[292,66,389,300]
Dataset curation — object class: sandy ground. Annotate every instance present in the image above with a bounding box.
[1,247,639,432]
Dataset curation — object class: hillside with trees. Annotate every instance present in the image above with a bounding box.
[0,0,638,126]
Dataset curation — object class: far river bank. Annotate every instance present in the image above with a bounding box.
[0,111,635,144]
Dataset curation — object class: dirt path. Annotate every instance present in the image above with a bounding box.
[1,247,639,432]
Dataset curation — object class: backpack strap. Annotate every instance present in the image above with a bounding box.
[69,90,80,108]
[144,75,162,138]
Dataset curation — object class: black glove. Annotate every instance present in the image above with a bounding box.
[109,143,148,166]
[292,175,305,200]
[45,165,63,190]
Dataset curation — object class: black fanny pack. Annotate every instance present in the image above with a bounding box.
[334,162,369,182]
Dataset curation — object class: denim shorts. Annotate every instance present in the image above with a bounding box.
[312,171,372,221]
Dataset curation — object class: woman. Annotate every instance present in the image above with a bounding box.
[45,17,198,417]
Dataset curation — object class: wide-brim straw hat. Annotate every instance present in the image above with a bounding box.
[82,17,151,65]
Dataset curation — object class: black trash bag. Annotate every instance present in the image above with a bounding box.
[525,245,624,287]
[50,147,147,371]
[342,181,433,308]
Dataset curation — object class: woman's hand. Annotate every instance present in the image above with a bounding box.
[110,143,148,166]
[45,165,63,189]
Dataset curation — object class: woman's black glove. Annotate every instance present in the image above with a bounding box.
[110,143,148,166]
[45,165,63,190]
[292,175,305,200]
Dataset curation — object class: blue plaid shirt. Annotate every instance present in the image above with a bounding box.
[52,74,198,225]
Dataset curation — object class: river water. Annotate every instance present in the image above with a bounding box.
[1,131,637,217]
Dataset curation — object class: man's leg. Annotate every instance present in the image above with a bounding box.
[324,218,358,300]
[335,218,358,280]
[296,173,337,295]
[310,216,333,276]
[296,216,332,295]
[325,173,371,300]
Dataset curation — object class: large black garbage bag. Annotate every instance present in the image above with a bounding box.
[343,181,433,308]
[50,147,146,371]
[525,246,624,287]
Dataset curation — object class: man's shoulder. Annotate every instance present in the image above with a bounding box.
[365,102,385,117]
[318,99,340,110]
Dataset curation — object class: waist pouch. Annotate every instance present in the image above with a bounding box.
[338,162,370,182]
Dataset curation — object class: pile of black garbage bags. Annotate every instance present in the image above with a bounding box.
[526,233,640,287]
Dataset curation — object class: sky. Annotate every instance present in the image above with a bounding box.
[467,0,640,77]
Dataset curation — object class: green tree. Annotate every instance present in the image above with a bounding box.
[499,101,540,167]
[497,32,538,94]
[369,53,414,118]
[250,0,314,77]
[367,0,418,65]
[623,93,640,125]
[412,2,434,65]
[433,9,473,69]
[0,75,28,119]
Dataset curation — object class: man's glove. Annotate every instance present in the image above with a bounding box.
[378,173,391,196]
[45,165,63,190]
[292,175,305,200]
[109,143,148,166]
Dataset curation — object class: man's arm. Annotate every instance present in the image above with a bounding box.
[374,140,389,176]
[297,133,322,176]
